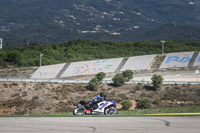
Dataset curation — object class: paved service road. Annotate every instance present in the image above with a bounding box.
[0,117,200,133]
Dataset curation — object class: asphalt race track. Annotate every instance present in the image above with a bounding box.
[0,117,200,133]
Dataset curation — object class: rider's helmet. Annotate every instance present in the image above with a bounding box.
[100,92,107,98]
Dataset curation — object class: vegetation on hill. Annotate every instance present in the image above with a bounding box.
[0,40,200,67]
[0,81,200,115]
[1,0,200,44]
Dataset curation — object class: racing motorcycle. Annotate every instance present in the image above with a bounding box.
[73,99,118,115]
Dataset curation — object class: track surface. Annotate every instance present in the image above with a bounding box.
[0,117,200,133]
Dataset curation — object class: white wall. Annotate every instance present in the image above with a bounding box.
[31,63,66,79]
[120,55,155,71]
[193,52,200,67]
[159,52,194,69]
[61,58,123,77]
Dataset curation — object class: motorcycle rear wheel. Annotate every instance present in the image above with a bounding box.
[73,107,86,115]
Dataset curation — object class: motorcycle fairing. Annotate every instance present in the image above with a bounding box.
[93,101,113,113]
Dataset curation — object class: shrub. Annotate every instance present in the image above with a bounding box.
[151,74,163,91]
[195,88,200,96]
[87,73,105,91]
[112,73,125,86]
[162,89,181,101]
[140,92,147,98]
[153,98,161,105]
[118,93,128,99]
[137,97,152,109]
[95,72,106,82]
[121,99,132,110]
[133,83,142,91]
[0,101,8,107]
[122,70,133,82]
[131,89,136,93]
[88,77,99,91]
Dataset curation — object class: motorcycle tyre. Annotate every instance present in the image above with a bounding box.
[104,107,118,115]
[73,108,86,115]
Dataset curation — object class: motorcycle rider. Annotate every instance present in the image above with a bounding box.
[85,92,107,110]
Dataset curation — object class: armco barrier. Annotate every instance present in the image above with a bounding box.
[0,78,199,85]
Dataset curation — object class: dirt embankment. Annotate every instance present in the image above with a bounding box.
[0,81,200,115]
[0,67,37,78]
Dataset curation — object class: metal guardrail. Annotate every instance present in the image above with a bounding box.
[0,78,89,84]
[0,78,200,85]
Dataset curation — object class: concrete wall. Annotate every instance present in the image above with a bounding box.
[159,52,194,69]
[31,63,66,79]
[193,52,200,67]
[31,52,200,79]
[61,58,123,77]
[120,55,155,71]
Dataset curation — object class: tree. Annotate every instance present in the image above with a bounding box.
[88,77,99,91]
[151,74,163,91]
[87,72,105,91]
[121,99,132,110]
[122,70,133,82]
[0,51,6,67]
[95,72,106,82]
[0,59,7,67]
[112,73,125,86]
[7,51,22,66]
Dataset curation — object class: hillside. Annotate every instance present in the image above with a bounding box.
[1,0,200,45]
[0,81,200,115]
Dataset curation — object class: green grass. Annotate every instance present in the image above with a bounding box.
[0,106,200,117]
[118,106,200,116]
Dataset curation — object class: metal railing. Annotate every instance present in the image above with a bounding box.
[0,78,199,85]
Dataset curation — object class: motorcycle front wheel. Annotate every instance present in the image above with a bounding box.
[104,107,118,115]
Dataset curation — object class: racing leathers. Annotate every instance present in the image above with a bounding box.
[86,95,105,110]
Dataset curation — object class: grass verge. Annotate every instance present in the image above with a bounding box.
[0,106,200,117]
[118,106,200,116]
